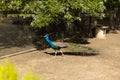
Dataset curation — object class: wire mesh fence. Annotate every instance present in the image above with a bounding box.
[0,22,35,57]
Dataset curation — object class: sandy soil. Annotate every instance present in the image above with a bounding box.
[0,31,120,80]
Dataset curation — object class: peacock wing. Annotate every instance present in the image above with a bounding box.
[53,42,68,48]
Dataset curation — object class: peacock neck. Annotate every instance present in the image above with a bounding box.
[45,36,51,44]
[45,36,57,49]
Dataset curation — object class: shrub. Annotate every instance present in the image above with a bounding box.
[0,60,41,80]
[0,61,18,80]
[22,72,40,80]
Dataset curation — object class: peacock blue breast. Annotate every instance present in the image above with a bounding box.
[45,35,57,49]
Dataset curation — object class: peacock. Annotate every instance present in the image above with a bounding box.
[44,34,67,56]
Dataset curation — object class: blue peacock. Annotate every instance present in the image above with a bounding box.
[44,34,67,56]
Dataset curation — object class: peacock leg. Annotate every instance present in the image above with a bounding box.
[55,50,57,56]
[60,50,64,56]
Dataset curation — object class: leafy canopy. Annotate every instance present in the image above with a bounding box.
[24,0,105,27]
[104,0,120,9]
[0,0,105,27]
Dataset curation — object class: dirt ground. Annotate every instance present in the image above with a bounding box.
[0,31,120,80]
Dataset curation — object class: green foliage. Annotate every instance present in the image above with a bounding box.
[0,0,105,28]
[24,0,66,27]
[0,61,18,80]
[0,60,42,80]
[104,0,120,8]
[24,0,105,27]
[0,0,22,11]
[22,72,40,80]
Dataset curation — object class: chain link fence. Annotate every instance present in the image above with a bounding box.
[0,22,35,57]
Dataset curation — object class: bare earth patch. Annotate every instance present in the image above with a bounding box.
[1,31,120,80]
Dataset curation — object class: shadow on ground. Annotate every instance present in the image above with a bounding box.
[44,51,99,56]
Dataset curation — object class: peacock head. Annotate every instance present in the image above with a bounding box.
[44,34,49,38]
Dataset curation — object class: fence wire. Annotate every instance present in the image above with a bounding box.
[0,22,35,57]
